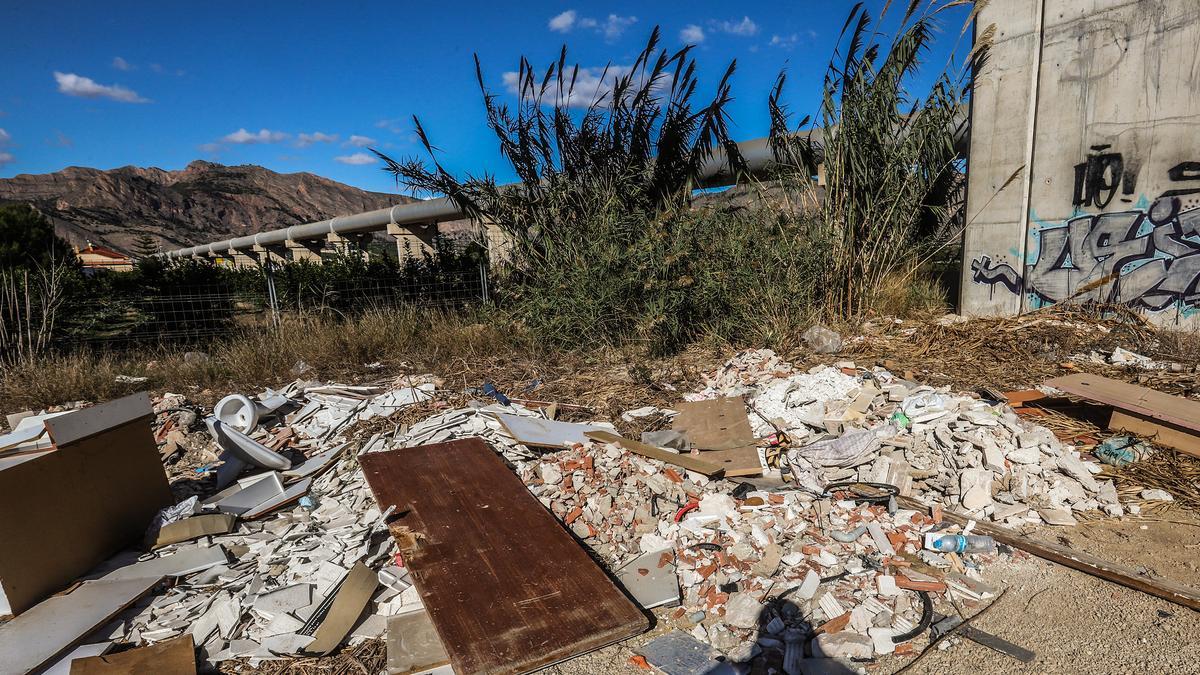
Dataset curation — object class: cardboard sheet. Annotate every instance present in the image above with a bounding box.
[304,561,378,656]
[359,438,649,675]
[672,397,756,451]
[0,394,172,616]
[585,431,724,477]
[153,514,237,549]
[69,634,195,674]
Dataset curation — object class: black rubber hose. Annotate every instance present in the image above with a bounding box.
[823,481,900,505]
[892,590,934,643]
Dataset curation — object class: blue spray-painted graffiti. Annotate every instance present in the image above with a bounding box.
[972,198,1200,310]
[972,146,1200,313]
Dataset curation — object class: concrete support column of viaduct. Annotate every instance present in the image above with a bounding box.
[961,0,1200,328]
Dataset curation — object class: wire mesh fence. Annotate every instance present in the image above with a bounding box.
[55,262,489,347]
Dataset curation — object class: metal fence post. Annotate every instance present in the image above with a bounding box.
[264,260,280,327]
[478,259,490,304]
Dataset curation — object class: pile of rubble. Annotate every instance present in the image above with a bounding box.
[2,346,1159,674]
[697,350,1118,526]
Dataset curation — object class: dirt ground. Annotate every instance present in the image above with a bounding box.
[122,307,1200,673]
[538,513,1200,675]
[534,309,1200,675]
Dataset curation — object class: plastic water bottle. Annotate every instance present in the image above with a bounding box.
[924,533,995,554]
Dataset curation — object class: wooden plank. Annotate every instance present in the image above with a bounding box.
[672,398,756,451]
[585,431,724,477]
[697,446,763,477]
[1045,373,1200,434]
[359,438,648,675]
[1109,410,1200,458]
[0,576,162,674]
[897,496,1200,612]
[69,634,195,674]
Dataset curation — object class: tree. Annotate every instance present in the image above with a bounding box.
[131,233,159,260]
[0,203,75,271]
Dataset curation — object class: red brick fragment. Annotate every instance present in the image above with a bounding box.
[628,655,652,670]
[815,611,851,635]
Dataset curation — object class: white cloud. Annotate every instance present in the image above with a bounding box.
[598,14,637,40]
[769,33,801,49]
[335,152,376,165]
[221,128,288,144]
[112,56,133,71]
[346,134,377,147]
[295,131,339,147]
[503,63,666,108]
[0,129,10,166]
[54,72,149,103]
[550,11,636,41]
[375,117,405,133]
[714,16,759,36]
[548,9,576,32]
[680,24,705,44]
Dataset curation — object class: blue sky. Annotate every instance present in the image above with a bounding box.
[0,1,972,194]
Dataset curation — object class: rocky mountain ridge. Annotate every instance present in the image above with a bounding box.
[0,160,410,254]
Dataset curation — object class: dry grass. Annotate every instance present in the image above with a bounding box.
[0,307,530,413]
[844,304,1200,392]
[0,306,721,424]
[217,638,386,674]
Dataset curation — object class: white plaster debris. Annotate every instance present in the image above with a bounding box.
[71,348,1132,672]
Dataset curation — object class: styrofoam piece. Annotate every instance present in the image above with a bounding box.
[207,418,292,470]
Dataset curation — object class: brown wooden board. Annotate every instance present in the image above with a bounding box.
[672,397,756,451]
[1045,373,1200,434]
[1109,410,1200,457]
[584,431,725,478]
[698,446,763,477]
[358,438,649,674]
[70,634,196,674]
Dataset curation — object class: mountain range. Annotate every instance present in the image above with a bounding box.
[0,161,411,254]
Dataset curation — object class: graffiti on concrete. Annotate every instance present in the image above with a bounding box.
[970,255,1022,295]
[971,198,1200,311]
[1072,146,1200,207]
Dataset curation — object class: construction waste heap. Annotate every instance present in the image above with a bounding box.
[1,344,1198,675]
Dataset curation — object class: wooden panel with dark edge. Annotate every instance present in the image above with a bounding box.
[1045,373,1200,434]
[358,438,649,674]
